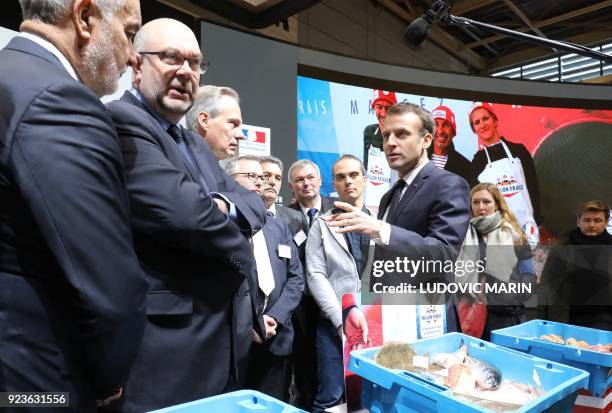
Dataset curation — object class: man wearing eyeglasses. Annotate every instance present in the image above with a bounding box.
[186,85,245,161]
[105,18,266,412]
[226,155,304,402]
[259,156,307,238]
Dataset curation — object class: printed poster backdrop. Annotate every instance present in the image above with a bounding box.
[297,75,612,240]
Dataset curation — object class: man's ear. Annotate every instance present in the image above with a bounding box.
[422,133,433,149]
[131,54,143,88]
[72,0,95,45]
[198,111,210,134]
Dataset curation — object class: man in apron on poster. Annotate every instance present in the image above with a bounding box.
[363,90,398,170]
[470,102,542,247]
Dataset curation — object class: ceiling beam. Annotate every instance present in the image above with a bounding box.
[376,0,486,70]
[488,29,612,70]
[156,0,299,43]
[157,0,210,17]
[581,74,612,84]
[452,0,497,15]
[226,0,283,13]
[464,0,612,49]
[502,0,548,39]
[402,0,418,20]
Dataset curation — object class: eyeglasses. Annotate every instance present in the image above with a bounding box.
[138,51,210,75]
[232,172,266,182]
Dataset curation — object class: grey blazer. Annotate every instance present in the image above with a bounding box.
[305,210,371,328]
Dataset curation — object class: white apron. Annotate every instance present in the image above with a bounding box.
[478,140,539,247]
[364,145,394,215]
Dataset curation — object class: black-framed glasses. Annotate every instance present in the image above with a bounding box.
[138,51,210,75]
[232,172,266,183]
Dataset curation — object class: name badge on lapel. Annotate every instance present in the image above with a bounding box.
[278,244,292,259]
[293,229,307,246]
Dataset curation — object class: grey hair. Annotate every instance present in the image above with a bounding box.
[259,155,284,174]
[186,85,240,133]
[20,0,125,23]
[332,154,366,177]
[287,159,321,183]
[224,155,262,176]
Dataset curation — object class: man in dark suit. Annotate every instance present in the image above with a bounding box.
[185,84,270,392]
[329,103,471,333]
[259,155,306,237]
[285,159,335,410]
[186,85,245,161]
[288,160,336,228]
[105,19,266,412]
[226,156,304,401]
[0,1,147,411]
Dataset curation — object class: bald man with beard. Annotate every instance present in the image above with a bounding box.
[105,18,266,412]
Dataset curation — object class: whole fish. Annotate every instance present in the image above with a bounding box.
[471,381,543,406]
[464,355,502,389]
[445,364,476,394]
[433,345,502,390]
[432,345,468,369]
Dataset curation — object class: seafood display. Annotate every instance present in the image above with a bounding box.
[374,341,418,372]
[540,334,612,353]
[375,341,544,412]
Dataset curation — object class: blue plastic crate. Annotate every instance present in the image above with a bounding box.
[491,319,611,397]
[148,390,306,413]
[348,332,589,413]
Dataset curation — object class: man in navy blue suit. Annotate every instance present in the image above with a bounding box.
[105,18,266,412]
[226,155,304,402]
[0,0,147,411]
[329,103,470,333]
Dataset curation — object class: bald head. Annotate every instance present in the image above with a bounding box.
[134,18,194,51]
[132,18,202,124]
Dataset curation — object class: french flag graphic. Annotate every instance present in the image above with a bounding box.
[242,128,267,143]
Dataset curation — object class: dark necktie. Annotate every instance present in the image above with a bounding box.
[307,208,318,227]
[167,124,183,142]
[167,125,209,193]
[387,179,407,218]
[266,210,274,218]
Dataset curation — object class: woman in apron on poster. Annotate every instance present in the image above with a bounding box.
[469,102,542,248]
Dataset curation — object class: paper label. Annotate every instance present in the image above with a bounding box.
[413,355,429,369]
[278,244,291,259]
[293,230,307,246]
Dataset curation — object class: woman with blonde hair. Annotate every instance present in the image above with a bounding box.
[457,182,536,340]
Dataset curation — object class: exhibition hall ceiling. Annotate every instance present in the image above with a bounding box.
[378,0,612,71]
[156,0,612,77]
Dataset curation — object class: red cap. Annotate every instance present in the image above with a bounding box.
[431,105,456,134]
[371,90,397,109]
[468,102,497,132]
[468,102,497,119]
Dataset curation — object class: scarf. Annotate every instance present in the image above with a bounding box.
[568,228,612,246]
[457,211,518,292]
